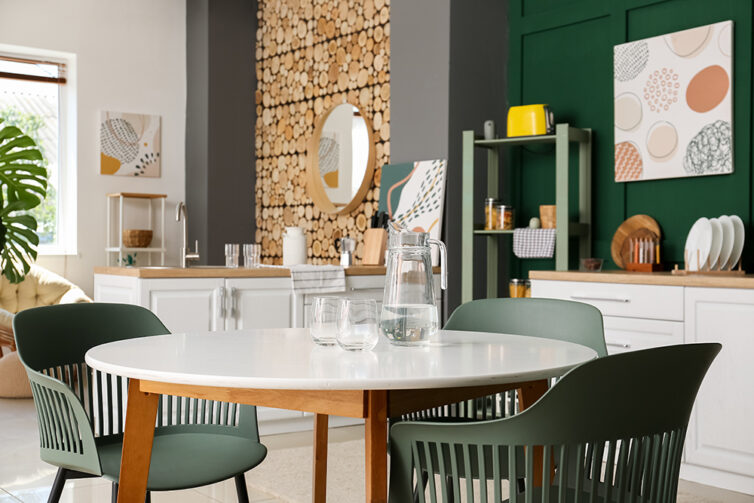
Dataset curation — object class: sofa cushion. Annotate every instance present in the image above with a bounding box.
[0,265,91,313]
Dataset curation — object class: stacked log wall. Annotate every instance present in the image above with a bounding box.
[255,0,390,264]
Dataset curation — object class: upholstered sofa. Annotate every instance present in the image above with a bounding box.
[0,265,91,397]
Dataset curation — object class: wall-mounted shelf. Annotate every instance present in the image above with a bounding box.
[106,193,167,266]
[461,123,592,302]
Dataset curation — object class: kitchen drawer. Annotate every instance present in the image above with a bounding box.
[530,280,684,321]
[602,316,684,354]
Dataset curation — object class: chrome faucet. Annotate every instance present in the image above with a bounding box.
[176,202,200,268]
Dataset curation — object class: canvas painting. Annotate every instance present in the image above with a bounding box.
[378,159,447,263]
[100,111,161,177]
[613,21,733,182]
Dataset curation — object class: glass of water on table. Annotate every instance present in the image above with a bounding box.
[336,299,379,351]
[310,297,342,346]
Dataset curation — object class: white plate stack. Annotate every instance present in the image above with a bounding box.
[684,215,745,271]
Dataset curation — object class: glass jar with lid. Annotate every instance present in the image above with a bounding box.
[496,204,515,230]
[484,198,497,230]
[509,278,531,298]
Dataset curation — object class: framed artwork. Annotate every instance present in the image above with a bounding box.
[378,159,447,263]
[100,111,161,177]
[614,20,733,182]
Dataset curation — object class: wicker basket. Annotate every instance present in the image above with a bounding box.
[122,229,153,248]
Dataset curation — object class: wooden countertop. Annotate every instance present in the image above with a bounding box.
[529,270,754,289]
[94,265,392,279]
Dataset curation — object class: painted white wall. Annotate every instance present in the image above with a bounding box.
[0,0,186,296]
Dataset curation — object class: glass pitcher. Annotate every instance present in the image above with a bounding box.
[380,228,447,346]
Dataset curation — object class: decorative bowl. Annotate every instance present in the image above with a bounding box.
[122,229,153,248]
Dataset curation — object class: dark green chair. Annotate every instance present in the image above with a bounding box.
[403,298,607,421]
[389,343,721,503]
[13,303,267,503]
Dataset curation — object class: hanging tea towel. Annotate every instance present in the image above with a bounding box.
[289,264,346,294]
[513,228,557,258]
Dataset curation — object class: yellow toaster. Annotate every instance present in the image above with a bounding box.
[507,104,554,137]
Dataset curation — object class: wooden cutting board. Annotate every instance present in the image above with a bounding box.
[611,215,661,269]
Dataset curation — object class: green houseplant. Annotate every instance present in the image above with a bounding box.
[0,118,47,283]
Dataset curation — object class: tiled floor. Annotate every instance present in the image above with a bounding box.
[2,397,753,502]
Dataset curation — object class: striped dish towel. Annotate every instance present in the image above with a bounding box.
[513,228,557,258]
[289,265,346,294]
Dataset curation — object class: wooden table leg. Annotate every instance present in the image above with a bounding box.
[518,379,550,486]
[312,414,329,503]
[365,390,388,503]
[117,379,159,503]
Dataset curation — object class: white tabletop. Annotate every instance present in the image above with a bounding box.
[85,328,597,390]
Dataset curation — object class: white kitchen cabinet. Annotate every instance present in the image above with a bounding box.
[602,316,684,355]
[532,277,754,495]
[530,279,684,321]
[681,287,754,495]
[226,277,294,330]
[141,278,225,333]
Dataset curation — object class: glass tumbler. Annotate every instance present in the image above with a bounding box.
[243,243,261,268]
[225,243,240,268]
[310,296,342,346]
[337,299,379,351]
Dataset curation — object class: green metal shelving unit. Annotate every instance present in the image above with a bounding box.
[461,123,592,303]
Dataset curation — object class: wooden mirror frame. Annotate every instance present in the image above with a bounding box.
[306,101,376,215]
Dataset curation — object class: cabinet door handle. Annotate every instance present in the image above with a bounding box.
[228,287,237,318]
[570,294,630,303]
[217,287,225,319]
[607,341,632,349]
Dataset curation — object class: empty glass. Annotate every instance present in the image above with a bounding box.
[310,296,342,346]
[243,243,261,268]
[337,299,379,351]
[225,243,240,268]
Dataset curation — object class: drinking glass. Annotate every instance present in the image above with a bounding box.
[225,243,240,268]
[310,296,342,346]
[243,243,261,268]
[337,299,379,351]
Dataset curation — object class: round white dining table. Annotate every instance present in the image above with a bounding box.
[86,328,597,503]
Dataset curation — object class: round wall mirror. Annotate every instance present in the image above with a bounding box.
[306,102,375,214]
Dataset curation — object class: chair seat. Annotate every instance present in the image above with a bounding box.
[97,432,267,491]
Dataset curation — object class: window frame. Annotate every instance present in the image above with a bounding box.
[0,44,77,256]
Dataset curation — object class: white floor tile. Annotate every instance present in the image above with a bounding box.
[194,478,283,502]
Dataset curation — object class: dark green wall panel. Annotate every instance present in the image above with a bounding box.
[510,0,753,272]
[624,1,752,264]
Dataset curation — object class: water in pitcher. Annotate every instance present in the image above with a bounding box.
[379,304,439,345]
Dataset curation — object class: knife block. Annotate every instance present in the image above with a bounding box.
[362,228,387,265]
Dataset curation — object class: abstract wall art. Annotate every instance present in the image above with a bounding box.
[613,20,733,182]
[379,159,447,263]
[100,111,161,177]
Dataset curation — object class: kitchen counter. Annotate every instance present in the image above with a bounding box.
[529,269,754,289]
[94,265,391,279]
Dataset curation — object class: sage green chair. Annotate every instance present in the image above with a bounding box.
[389,343,720,503]
[13,303,267,503]
[403,298,607,421]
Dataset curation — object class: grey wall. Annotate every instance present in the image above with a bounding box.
[186,0,209,259]
[390,0,451,163]
[186,0,256,265]
[447,0,509,308]
[390,0,509,315]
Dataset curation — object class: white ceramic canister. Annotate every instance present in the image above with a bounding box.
[282,227,308,265]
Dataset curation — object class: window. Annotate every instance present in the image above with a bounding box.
[0,48,76,254]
